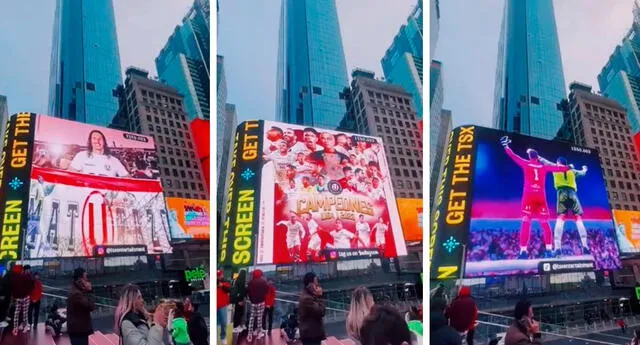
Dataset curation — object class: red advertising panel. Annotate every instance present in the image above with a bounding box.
[190,119,210,191]
[23,114,172,258]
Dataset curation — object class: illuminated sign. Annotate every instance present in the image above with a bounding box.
[0,113,35,261]
[219,121,263,267]
[166,198,210,240]
[397,198,424,242]
[185,266,208,282]
[612,209,640,253]
[431,125,621,279]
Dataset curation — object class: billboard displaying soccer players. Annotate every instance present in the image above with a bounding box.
[430,125,620,280]
[15,114,172,259]
[166,198,210,240]
[218,120,406,268]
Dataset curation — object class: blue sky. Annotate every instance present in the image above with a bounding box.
[218,0,416,124]
[435,0,634,127]
[0,1,192,115]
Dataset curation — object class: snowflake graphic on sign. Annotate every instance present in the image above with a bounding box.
[241,168,255,181]
[443,236,460,253]
[9,177,23,191]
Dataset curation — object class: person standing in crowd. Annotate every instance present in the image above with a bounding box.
[168,302,191,345]
[29,272,43,329]
[67,268,96,345]
[447,286,478,345]
[360,305,413,345]
[264,279,276,336]
[0,263,13,327]
[246,269,269,341]
[346,287,375,344]
[216,270,230,344]
[184,299,208,345]
[406,306,423,342]
[231,269,248,333]
[505,300,542,345]
[430,298,460,345]
[11,264,35,335]
[114,284,168,345]
[298,272,326,345]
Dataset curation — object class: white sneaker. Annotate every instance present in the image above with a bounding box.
[0,321,8,328]
[247,334,253,342]
[233,326,243,333]
[221,339,227,345]
[257,332,265,339]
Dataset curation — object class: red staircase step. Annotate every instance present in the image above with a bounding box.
[89,331,117,345]
[2,323,55,345]
[104,333,120,345]
[324,337,346,345]
[340,338,357,345]
[232,328,298,345]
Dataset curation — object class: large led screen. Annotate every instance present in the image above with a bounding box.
[430,125,620,280]
[397,198,423,242]
[166,198,209,240]
[612,209,640,253]
[0,114,173,260]
[218,120,407,268]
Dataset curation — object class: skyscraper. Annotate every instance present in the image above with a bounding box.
[48,0,123,127]
[598,3,640,134]
[430,0,440,58]
[156,0,210,121]
[0,95,8,148]
[381,0,423,119]
[275,0,350,129]
[492,0,567,140]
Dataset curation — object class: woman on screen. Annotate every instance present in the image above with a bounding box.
[70,130,130,177]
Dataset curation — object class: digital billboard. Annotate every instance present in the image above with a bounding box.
[397,198,423,242]
[166,198,210,240]
[612,209,640,253]
[190,119,210,190]
[430,125,620,280]
[0,113,173,261]
[219,120,406,268]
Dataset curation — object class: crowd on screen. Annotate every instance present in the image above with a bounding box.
[216,269,423,345]
[467,226,620,266]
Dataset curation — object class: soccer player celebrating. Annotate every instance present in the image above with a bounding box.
[539,156,590,256]
[374,217,389,253]
[355,215,372,248]
[329,220,355,249]
[501,136,569,259]
[277,213,306,262]
[303,213,322,260]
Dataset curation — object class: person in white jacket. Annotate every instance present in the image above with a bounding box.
[114,284,170,345]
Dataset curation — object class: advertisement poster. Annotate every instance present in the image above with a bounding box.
[166,198,210,240]
[430,125,621,279]
[24,115,172,258]
[256,121,406,265]
[612,209,640,253]
[397,198,423,242]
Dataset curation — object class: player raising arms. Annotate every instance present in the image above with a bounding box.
[501,136,569,259]
[355,215,372,248]
[277,213,306,262]
[538,156,590,257]
[374,217,389,253]
[329,220,356,249]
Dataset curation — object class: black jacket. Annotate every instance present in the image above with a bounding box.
[66,281,96,336]
[297,286,326,341]
[230,278,247,304]
[188,311,209,345]
[430,312,462,345]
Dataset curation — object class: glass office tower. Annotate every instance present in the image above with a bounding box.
[381,0,424,119]
[156,0,210,121]
[48,0,123,127]
[275,0,350,129]
[492,0,567,140]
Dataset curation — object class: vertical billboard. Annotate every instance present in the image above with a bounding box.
[219,120,407,268]
[190,119,210,191]
[430,125,621,280]
[166,198,210,240]
[397,198,423,242]
[9,114,173,259]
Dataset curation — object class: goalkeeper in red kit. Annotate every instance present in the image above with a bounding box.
[501,136,569,259]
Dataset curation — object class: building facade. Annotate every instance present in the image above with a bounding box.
[346,69,423,199]
[216,55,227,188]
[156,0,210,121]
[48,0,123,127]
[430,108,452,211]
[275,0,350,129]
[381,0,424,119]
[598,9,640,135]
[563,82,640,211]
[115,67,208,200]
[492,0,567,140]
[217,104,237,217]
[0,95,8,149]
[429,60,444,170]
[430,0,439,58]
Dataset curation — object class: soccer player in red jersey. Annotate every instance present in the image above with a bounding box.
[501,136,569,259]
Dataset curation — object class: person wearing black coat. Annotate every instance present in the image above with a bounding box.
[186,303,209,345]
[430,297,462,345]
[230,269,248,332]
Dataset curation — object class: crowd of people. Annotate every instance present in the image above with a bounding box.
[0,264,44,335]
[217,268,423,345]
[0,265,209,345]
